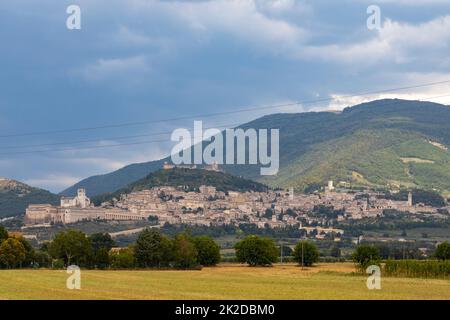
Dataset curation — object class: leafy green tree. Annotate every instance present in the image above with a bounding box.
[352,245,380,269]
[234,235,278,266]
[285,209,297,217]
[135,228,173,268]
[435,242,450,261]
[92,247,110,269]
[293,241,319,266]
[376,244,391,259]
[48,230,92,266]
[32,250,51,268]
[52,259,65,269]
[0,238,26,268]
[193,236,220,266]
[330,245,341,258]
[88,233,115,268]
[110,248,135,269]
[263,209,274,219]
[0,225,8,242]
[161,236,175,266]
[89,233,115,251]
[40,242,50,252]
[280,245,293,257]
[304,183,322,194]
[173,233,198,269]
[16,236,35,267]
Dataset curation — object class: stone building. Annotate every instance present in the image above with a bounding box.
[24,188,144,226]
[60,188,90,208]
[24,204,62,225]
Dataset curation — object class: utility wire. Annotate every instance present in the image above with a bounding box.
[1,95,449,156]
[1,79,449,139]
[0,122,242,150]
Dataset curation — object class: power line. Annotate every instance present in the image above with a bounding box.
[1,79,450,139]
[0,138,170,156]
[0,95,449,156]
[0,122,242,150]
[0,123,244,156]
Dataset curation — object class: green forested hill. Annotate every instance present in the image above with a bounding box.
[260,128,450,192]
[0,179,59,218]
[223,99,450,194]
[62,99,450,197]
[92,168,268,204]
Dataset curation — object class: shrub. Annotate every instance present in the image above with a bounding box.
[352,245,380,270]
[52,259,65,270]
[435,242,450,261]
[92,247,110,269]
[0,225,8,242]
[173,233,199,269]
[110,248,135,269]
[384,260,450,278]
[193,236,221,266]
[48,230,91,267]
[234,235,278,266]
[0,238,26,268]
[32,250,51,268]
[293,241,319,267]
[135,228,173,268]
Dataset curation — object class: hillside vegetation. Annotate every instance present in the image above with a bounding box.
[0,179,59,218]
[60,159,165,197]
[92,168,267,205]
[226,99,450,193]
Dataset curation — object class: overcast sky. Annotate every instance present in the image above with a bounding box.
[1,0,450,192]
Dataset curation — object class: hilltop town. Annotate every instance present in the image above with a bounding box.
[24,170,449,239]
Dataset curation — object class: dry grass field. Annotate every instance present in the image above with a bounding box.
[0,263,449,300]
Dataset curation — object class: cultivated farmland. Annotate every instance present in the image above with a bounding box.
[0,263,448,300]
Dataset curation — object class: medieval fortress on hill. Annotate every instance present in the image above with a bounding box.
[24,175,448,235]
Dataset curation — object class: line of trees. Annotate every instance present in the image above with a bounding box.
[352,242,450,269]
[384,260,450,278]
[47,228,221,270]
[0,226,222,270]
[0,225,50,269]
[0,225,321,269]
[352,242,450,277]
[2,223,449,273]
[132,229,221,269]
[234,235,319,267]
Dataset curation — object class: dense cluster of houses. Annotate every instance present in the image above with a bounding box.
[24,178,448,239]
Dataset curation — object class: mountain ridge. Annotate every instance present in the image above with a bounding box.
[0,178,60,218]
[60,99,450,197]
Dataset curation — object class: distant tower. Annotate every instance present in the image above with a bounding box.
[77,188,85,198]
[289,187,294,200]
[77,188,90,208]
[407,191,413,207]
[163,161,174,170]
[327,180,335,192]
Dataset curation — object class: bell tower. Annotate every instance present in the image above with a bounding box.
[76,188,90,208]
[407,191,413,207]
